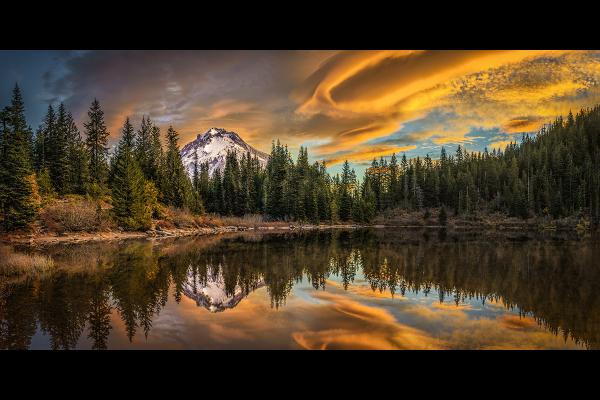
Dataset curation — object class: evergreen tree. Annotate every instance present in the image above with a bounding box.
[360,174,377,222]
[0,85,38,230]
[222,150,241,216]
[160,126,191,208]
[198,161,211,210]
[135,115,155,181]
[111,118,151,230]
[65,111,90,195]
[149,125,163,183]
[210,168,224,213]
[265,141,288,219]
[34,105,55,173]
[84,99,110,192]
[189,151,205,215]
[338,161,354,221]
[47,103,69,194]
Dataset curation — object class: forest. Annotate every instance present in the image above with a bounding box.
[1,83,600,232]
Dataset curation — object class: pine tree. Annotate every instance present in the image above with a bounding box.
[0,84,38,230]
[148,125,163,183]
[47,103,70,195]
[192,151,200,192]
[198,161,210,210]
[238,152,252,216]
[160,126,191,208]
[265,141,288,219]
[64,111,90,195]
[84,99,110,192]
[389,153,399,207]
[222,150,240,216]
[34,105,55,173]
[339,161,354,221]
[189,151,205,215]
[316,162,331,222]
[294,147,309,221]
[211,168,224,213]
[135,115,155,181]
[111,118,151,230]
[360,174,377,222]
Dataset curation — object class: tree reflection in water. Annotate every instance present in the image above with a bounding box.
[1,229,599,349]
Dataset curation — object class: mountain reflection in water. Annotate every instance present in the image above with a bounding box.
[1,229,598,349]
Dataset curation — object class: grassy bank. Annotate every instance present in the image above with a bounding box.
[0,196,318,246]
[0,196,593,247]
[0,245,54,276]
[373,207,591,232]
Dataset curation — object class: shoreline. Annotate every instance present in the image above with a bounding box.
[0,223,369,247]
[0,219,591,247]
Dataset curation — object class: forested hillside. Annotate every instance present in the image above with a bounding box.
[359,107,600,223]
[1,83,599,232]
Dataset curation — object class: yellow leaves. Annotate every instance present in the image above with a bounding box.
[26,173,42,212]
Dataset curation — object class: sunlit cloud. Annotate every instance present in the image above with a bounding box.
[324,144,417,166]
[16,49,600,173]
[501,116,547,134]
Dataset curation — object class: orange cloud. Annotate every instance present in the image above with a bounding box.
[48,50,600,169]
[324,145,417,166]
[501,116,546,133]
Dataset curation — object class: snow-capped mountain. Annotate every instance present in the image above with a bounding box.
[180,127,269,177]
[182,268,265,313]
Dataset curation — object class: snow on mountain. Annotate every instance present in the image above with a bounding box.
[182,268,265,313]
[180,127,269,177]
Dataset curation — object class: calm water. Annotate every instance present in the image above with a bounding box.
[1,229,599,350]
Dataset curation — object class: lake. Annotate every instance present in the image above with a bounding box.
[1,228,599,350]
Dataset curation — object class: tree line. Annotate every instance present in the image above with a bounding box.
[358,107,600,224]
[2,83,600,231]
[204,104,600,226]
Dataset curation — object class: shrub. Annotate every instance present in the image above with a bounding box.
[165,207,201,229]
[40,197,114,232]
[37,168,56,199]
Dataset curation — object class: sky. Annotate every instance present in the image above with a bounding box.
[2,50,600,176]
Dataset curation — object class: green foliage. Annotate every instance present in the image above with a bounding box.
[36,168,55,198]
[159,126,191,209]
[351,106,600,224]
[135,115,163,182]
[47,103,70,194]
[265,141,289,219]
[0,85,38,230]
[338,161,356,221]
[5,85,600,231]
[84,99,110,189]
[111,118,151,231]
[143,180,160,219]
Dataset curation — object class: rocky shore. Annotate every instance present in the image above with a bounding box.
[0,213,592,247]
[0,223,370,246]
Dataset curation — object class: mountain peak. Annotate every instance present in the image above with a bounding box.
[200,127,226,138]
[181,128,269,177]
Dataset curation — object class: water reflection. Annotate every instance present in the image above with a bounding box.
[1,229,599,349]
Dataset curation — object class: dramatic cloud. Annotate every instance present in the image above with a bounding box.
[5,49,600,174]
